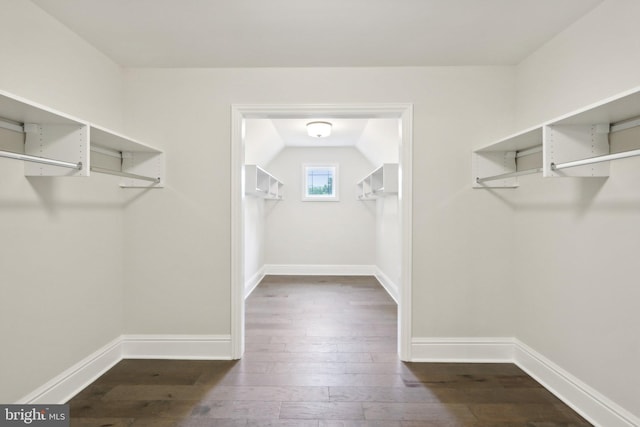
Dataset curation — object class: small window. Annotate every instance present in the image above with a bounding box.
[302,164,339,201]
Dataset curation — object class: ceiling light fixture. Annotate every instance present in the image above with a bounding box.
[306,121,332,138]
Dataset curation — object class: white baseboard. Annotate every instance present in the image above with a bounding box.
[411,337,514,362]
[513,339,639,427]
[373,267,399,304]
[245,266,266,298]
[264,264,375,276]
[17,334,232,404]
[410,337,638,427]
[18,337,122,404]
[122,335,232,360]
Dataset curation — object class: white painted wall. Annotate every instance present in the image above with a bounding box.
[0,0,125,403]
[244,119,285,166]
[513,0,640,419]
[122,67,516,339]
[376,195,401,299]
[356,119,400,167]
[263,147,375,269]
[244,195,265,295]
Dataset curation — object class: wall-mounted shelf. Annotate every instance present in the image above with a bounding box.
[245,164,283,200]
[473,86,640,188]
[0,89,164,187]
[357,163,398,200]
[90,125,164,188]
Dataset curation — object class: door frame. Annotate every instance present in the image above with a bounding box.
[231,103,413,360]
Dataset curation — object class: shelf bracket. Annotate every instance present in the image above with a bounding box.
[472,151,518,188]
[543,124,610,177]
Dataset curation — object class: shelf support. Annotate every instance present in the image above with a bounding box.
[0,118,24,133]
[23,123,89,177]
[472,151,518,188]
[543,124,610,178]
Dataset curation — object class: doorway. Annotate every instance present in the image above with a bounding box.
[231,104,413,360]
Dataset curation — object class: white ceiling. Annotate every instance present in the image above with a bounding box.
[244,118,400,167]
[30,0,602,67]
[271,119,369,148]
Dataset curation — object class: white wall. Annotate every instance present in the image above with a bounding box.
[376,195,401,299]
[513,0,640,419]
[356,119,400,166]
[122,67,516,339]
[0,0,125,403]
[264,147,375,269]
[244,195,265,294]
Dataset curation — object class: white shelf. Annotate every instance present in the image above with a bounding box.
[0,89,164,187]
[473,85,640,188]
[245,164,283,200]
[475,126,542,153]
[357,163,398,200]
[90,125,165,188]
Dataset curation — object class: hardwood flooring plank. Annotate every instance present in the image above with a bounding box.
[362,402,476,422]
[468,403,593,425]
[103,385,208,401]
[319,422,401,427]
[279,402,363,420]
[242,351,374,363]
[190,400,281,419]
[201,386,329,402]
[216,372,405,387]
[329,386,442,403]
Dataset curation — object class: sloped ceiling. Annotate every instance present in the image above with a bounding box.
[30,0,602,67]
[245,118,399,167]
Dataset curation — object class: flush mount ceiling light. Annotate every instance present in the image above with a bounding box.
[306,121,332,138]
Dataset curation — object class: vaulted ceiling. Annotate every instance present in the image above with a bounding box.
[30,0,602,67]
[245,118,400,167]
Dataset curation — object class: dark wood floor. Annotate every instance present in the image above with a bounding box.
[68,275,592,426]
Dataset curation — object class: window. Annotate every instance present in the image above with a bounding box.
[302,164,339,201]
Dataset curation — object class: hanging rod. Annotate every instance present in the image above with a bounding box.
[0,149,82,170]
[90,166,160,183]
[551,148,640,171]
[476,167,543,184]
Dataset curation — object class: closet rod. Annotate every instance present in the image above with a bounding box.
[0,149,82,170]
[476,167,542,184]
[90,166,160,183]
[551,148,640,171]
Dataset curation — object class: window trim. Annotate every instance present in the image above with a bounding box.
[301,163,339,201]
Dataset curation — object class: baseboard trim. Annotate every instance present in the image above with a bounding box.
[410,337,637,427]
[122,335,233,360]
[373,267,399,304]
[17,334,232,404]
[513,339,639,427]
[264,264,376,276]
[245,266,266,299]
[411,337,514,362]
[18,337,122,404]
